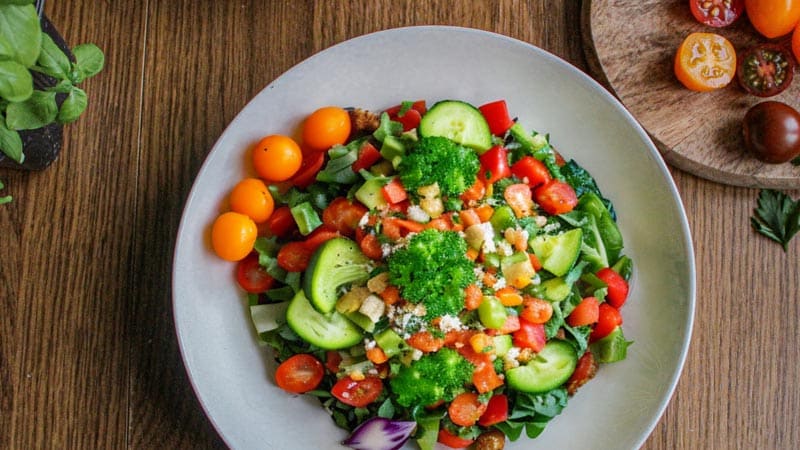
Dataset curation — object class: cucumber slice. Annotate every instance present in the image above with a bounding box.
[285,290,362,350]
[506,340,578,393]
[529,228,582,276]
[540,277,571,302]
[418,100,492,152]
[304,237,371,313]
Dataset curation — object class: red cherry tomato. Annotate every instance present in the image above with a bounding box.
[331,376,383,407]
[236,252,275,293]
[264,206,297,238]
[689,0,744,27]
[566,297,600,327]
[596,267,630,308]
[437,428,474,449]
[290,149,326,188]
[737,43,795,97]
[478,394,509,427]
[275,354,324,394]
[565,351,598,395]
[322,197,368,237]
[276,241,313,272]
[590,303,623,342]
[533,179,578,215]
[511,155,552,188]
[512,319,546,352]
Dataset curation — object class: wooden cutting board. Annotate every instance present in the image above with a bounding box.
[581,0,800,189]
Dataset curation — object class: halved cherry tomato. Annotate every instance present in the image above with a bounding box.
[351,141,382,172]
[322,197,368,237]
[302,225,340,252]
[689,0,744,27]
[478,145,511,184]
[674,32,736,92]
[437,428,474,449]
[331,376,383,407]
[276,241,313,272]
[512,319,546,352]
[478,394,509,427]
[590,303,623,342]
[211,211,257,262]
[567,297,600,327]
[265,205,296,237]
[448,392,487,427]
[596,267,630,308]
[520,297,554,324]
[290,149,326,188]
[533,179,578,215]
[503,183,534,217]
[358,233,384,260]
[252,135,303,182]
[737,43,795,97]
[325,350,342,373]
[565,351,598,395]
[511,155,551,188]
[275,354,324,394]
[302,106,351,152]
[745,0,800,39]
[236,252,275,293]
[479,99,515,136]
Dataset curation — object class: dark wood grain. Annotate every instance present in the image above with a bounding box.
[0,1,798,449]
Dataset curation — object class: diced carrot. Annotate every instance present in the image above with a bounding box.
[475,204,494,222]
[464,284,483,310]
[459,209,481,228]
[359,233,384,260]
[482,271,498,288]
[448,392,487,427]
[495,286,524,306]
[379,285,401,305]
[407,331,445,353]
[366,346,389,364]
[529,253,542,271]
[466,247,480,261]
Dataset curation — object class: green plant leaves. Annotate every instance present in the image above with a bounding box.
[58,86,87,124]
[35,33,71,79]
[72,43,104,83]
[0,59,33,102]
[0,3,42,67]
[5,90,57,130]
[0,119,24,163]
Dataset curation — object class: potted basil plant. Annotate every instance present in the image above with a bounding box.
[0,0,104,203]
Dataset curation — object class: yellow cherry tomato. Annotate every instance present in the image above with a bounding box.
[745,0,800,39]
[211,211,257,261]
[252,135,303,182]
[229,177,274,223]
[301,106,352,151]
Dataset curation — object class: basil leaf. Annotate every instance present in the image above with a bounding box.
[5,90,57,130]
[57,86,87,124]
[0,1,37,5]
[0,119,24,163]
[751,189,800,251]
[0,4,41,67]
[71,43,104,82]
[0,59,33,102]
[35,32,71,79]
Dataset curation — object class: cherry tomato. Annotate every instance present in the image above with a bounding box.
[322,197,368,237]
[742,101,800,163]
[252,135,303,182]
[265,205,296,237]
[385,100,427,132]
[533,179,578,215]
[511,155,551,188]
[596,267,630,308]
[566,296,600,327]
[211,211,257,261]
[302,106,352,152]
[477,394,509,427]
[565,351,598,395]
[674,32,736,92]
[745,0,800,38]
[590,303,623,342]
[512,319,546,352]
[478,145,511,184]
[330,376,383,407]
[289,149,326,188]
[275,354,324,394]
[236,252,275,293]
[276,241,313,272]
[437,428,474,449]
[302,225,340,252]
[229,178,274,224]
[737,44,795,97]
[794,21,800,64]
[448,392,487,427]
[689,0,744,27]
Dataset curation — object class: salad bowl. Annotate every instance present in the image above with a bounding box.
[172,26,695,450]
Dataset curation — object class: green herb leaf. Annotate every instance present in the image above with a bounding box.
[751,189,800,251]
[57,86,87,124]
[5,89,57,130]
[0,59,33,102]
[0,3,41,67]
[71,43,105,83]
[0,118,24,163]
[0,1,37,5]
[35,33,71,79]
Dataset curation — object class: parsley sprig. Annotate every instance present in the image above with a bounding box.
[751,189,800,251]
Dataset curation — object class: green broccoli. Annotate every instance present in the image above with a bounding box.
[389,348,474,408]
[398,136,480,197]
[387,229,476,319]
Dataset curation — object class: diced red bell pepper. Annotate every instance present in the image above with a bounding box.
[381,178,408,204]
[386,100,427,131]
[596,267,630,308]
[478,145,511,184]
[478,394,509,427]
[512,318,546,352]
[351,141,382,172]
[479,100,515,136]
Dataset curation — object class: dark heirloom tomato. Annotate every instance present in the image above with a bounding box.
[737,44,795,97]
[690,0,744,27]
[742,101,800,163]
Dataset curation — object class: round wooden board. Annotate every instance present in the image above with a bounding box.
[581,0,800,189]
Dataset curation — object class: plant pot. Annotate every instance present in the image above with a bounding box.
[0,12,69,171]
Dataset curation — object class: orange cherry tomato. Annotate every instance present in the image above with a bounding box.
[745,0,800,39]
[252,135,303,182]
[211,211,257,261]
[301,106,352,152]
[674,32,736,92]
[793,21,800,63]
[229,178,274,223]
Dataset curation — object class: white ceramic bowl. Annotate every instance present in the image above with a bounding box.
[173,26,695,450]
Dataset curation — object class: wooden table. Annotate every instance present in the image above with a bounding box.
[2,1,798,449]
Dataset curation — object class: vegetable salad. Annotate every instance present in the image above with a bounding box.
[211,99,634,450]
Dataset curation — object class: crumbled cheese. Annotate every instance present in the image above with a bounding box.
[496,240,513,257]
[493,277,507,290]
[543,222,561,234]
[503,347,522,370]
[364,339,377,350]
[406,205,430,223]
[476,222,496,253]
[534,215,548,228]
[438,314,465,333]
[411,349,424,361]
[357,212,370,228]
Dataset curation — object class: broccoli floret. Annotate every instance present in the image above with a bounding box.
[387,229,476,319]
[399,136,480,197]
[390,348,474,407]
